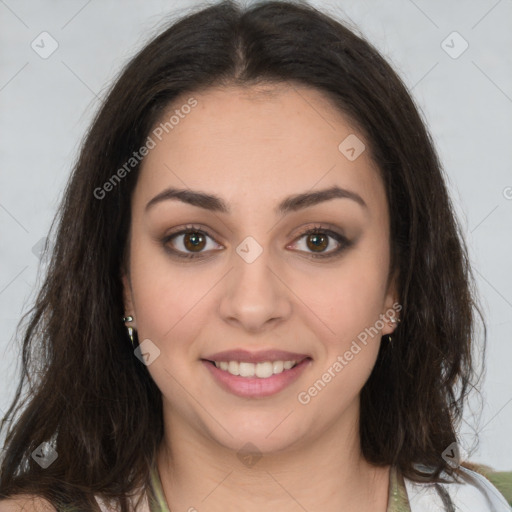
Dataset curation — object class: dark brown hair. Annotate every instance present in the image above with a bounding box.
[0,0,486,509]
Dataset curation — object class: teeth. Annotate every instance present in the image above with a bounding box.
[255,362,273,378]
[239,362,255,377]
[213,360,298,378]
[228,361,239,376]
[273,361,284,373]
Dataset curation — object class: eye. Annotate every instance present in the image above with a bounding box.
[288,225,351,259]
[162,225,221,259]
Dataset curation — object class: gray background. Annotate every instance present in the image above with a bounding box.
[1,0,511,470]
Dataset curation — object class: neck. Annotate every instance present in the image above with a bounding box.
[156,400,391,512]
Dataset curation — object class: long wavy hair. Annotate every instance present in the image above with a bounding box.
[0,0,486,510]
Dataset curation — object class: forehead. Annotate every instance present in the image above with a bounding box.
[135,83,386,216]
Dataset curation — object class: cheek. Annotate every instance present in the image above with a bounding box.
[128,236,209,353]
[296,245,389,345]
[296,254,388,416]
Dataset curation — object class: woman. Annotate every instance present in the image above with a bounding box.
[0,1,509,510]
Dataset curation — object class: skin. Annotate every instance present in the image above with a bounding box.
[122,83,399,512]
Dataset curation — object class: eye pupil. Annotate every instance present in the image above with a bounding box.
[307,233,328,252]
[184,232,206,251]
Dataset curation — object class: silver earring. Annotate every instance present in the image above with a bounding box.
[123,316,136,349]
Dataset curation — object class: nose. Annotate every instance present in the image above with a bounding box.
[218,244,292,333]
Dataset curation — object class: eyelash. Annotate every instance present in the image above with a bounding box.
[161,224,352,261]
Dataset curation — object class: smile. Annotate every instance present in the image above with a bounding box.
[211,360,299,378]
[201,351,312,398]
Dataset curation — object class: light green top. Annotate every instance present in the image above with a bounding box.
[147,463,411,512]
[147,461,171,512]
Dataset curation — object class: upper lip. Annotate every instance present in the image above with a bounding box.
[203,349,311,363]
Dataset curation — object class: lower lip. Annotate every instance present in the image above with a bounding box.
[202,358,311,398]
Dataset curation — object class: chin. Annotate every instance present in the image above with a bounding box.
[204,411,310,457]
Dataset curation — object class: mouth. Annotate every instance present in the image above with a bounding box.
[201,350,312,398]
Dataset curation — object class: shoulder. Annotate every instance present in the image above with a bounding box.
[0,488,150,512]
[0,495,56,512]
[404,465,512,511]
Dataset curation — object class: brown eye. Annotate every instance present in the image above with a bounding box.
[290,226,351,259]
[162,225,221,259]
[305,232,329,253]
[183,232,207,252]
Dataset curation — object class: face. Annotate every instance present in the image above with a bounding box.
[122,83,399,455]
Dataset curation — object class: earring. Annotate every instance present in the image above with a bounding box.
[123,315,136,349]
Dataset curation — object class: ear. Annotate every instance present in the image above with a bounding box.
[121,270,137,328]
[381,270,401,336]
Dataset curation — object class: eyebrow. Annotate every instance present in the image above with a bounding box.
[145,185,368,216]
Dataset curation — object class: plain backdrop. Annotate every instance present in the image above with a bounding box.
[0,0,511,470]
